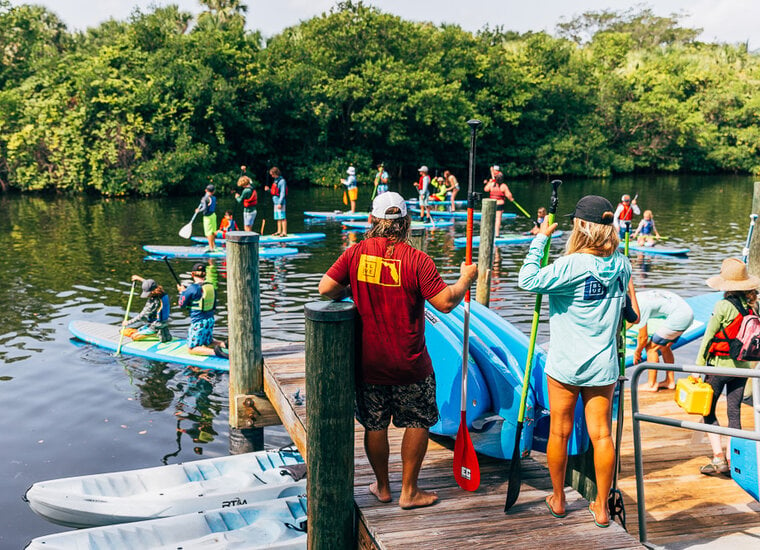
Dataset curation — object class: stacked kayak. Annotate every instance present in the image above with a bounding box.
[143,245,299,259]
[26,496,307,549]
[619,241,690,256]
[342,220,453,231]
[69,320,230,371]
[303,211,369,220]
[453,231,563,247]
[191,233,326,246]
[24,448,306,528]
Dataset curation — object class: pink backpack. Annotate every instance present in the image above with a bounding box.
[723,295,760,361]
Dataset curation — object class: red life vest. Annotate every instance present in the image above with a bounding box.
[488,173,506,201]
[707,297,755,357]
[417,176,425,191]
[619,204,634,221]
[242,188,257,207]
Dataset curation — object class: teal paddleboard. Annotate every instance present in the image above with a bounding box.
[619,242,690,256]
[409,207,517,220]
[191,233,326,246]
[454,231,564,247]
[69,321,229,371]
[303,211,369,220]
[341,220,453,230]
[143,245,299,259]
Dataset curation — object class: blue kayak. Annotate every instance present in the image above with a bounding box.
[454,231,564,247]
[69,321,229,371]
[143,245,299,259]
[409,207,517,220]
[191,233,326,246]
[303,211,370,220]
[342,220,454,230]
[619,242,690,256]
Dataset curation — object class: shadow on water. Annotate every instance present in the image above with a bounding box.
[0,175,757,546]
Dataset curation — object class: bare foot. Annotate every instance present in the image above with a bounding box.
[641,384,659,392]
[545,494,566,518]
[588,500,610,527]
[399,488,438,509]
[369,482,392,503]
[658,381,676,390]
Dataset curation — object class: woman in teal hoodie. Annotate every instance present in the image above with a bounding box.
[518,195,635,528]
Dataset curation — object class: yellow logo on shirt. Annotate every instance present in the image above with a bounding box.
[357,254,401,287]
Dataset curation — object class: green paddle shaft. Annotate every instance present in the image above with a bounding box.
[511,199,532,219]
[116,281,137,356]
[515,212,554,423]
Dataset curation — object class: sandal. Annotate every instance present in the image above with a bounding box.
[700,456,729,475]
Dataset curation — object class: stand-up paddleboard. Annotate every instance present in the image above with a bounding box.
[454,231,564,247]
[303,211,369,220]
[69,321,229,371]
[408,198,468,208]
[191,233,326,246]
[143,245,299,259]
[341,220,454,231]
[26,495,307,550]
[730,438,760,501]
[24,447,305,528]
[430,307,536,459]
[619,241,690,256]
[410,207,518,221]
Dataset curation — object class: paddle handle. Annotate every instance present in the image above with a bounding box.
[743,214,758,263]
[512,199,532,219]
[116,281,137,356]
[163,257,182,286]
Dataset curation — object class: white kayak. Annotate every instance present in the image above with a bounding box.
[24,448,306,528]
[26,495,307,550]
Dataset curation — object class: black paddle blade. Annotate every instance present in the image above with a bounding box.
[608,488,627,530]
[503,422,525,512]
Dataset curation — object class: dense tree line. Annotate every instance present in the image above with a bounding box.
[0,0,758,195]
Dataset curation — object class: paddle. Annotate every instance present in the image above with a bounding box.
[608,220,631,529]
[453,118,481,492]
[163,256,182,286]
[178,211,198,239]
[742,213,758,263]
[116,281,137,356]
[504,178,561,512]
[511,199,532,219]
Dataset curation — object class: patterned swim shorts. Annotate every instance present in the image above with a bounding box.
[355,374,439,431]
[187,317,215,348]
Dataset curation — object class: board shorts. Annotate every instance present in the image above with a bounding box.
[418,193,429,206]
[355,373,438,431]
[377,185,388,195]
[243,209,257,228]
[187,317,215,348]
[495,202,505,212]
[274,205,286,221]
[348,187,358,201]
[203,213,217,237]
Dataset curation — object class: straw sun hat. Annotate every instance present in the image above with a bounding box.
[706,258,760,291]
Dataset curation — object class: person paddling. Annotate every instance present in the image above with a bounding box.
[483,166,514,236]
[442,170,459,211]
[196,184,218,252]
[341,166,359,213]
[373,163,389,198]
[234,175,257,232]
[122,275,172,343]
[177,263,227,358]
[612,194,640,239]
[415,166,432,222]
[631,209,661,246]
[518,195,636,528]
[267,166,288,237]
[319,192,478,509]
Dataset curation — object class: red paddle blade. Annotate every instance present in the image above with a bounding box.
[453,413,480,491]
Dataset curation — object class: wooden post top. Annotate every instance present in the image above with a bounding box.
[305,300,355,322]
[225,231,260,244]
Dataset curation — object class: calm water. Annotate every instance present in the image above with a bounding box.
[0,174,756,546]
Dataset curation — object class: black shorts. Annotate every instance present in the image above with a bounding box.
[495,203,505,212]
[355,374,438,431]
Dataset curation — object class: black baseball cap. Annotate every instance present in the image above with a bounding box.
[206,184,215,192]
[191,263,206,274]
[566,195,614,225]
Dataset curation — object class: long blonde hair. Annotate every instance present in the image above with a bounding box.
[565,217,619,256]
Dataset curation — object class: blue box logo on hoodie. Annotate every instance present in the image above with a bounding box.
[583,276,607,300]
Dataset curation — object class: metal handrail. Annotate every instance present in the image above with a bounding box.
[630,362,760,547]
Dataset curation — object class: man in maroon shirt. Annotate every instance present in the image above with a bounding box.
[319,192,478,509]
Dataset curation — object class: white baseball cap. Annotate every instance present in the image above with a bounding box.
[492,165,500,171]
[371,192,408,219]
[347,166,355,175]
[418,165,428,173]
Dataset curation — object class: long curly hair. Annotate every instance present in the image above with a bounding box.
[365,209,411,255]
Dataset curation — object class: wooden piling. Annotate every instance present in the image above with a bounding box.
[225,231,268,454]
[476,198,497,306]
[748,182,760,276]
[304,301,356,550]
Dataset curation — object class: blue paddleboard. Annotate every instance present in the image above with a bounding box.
[730,437,760,501]
[454,231,564,247]
[303,211,370,221]
[69,321,229,371]
[619,242,690,256]
[409,207,517,221]
[407,199,468,207]
[143,245,299,259]
[191,233,326,246]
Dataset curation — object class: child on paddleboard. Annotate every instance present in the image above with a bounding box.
[196,184,217,252]
[177,263,227,358]
[518,195,637,528]
[122,275,171,342]
[696,258,759,475]
[631,209,661,246]
[216,210,238,238]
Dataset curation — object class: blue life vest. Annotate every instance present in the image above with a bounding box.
[158,293,170,322]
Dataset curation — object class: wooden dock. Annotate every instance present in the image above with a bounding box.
[262,347,643,549]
